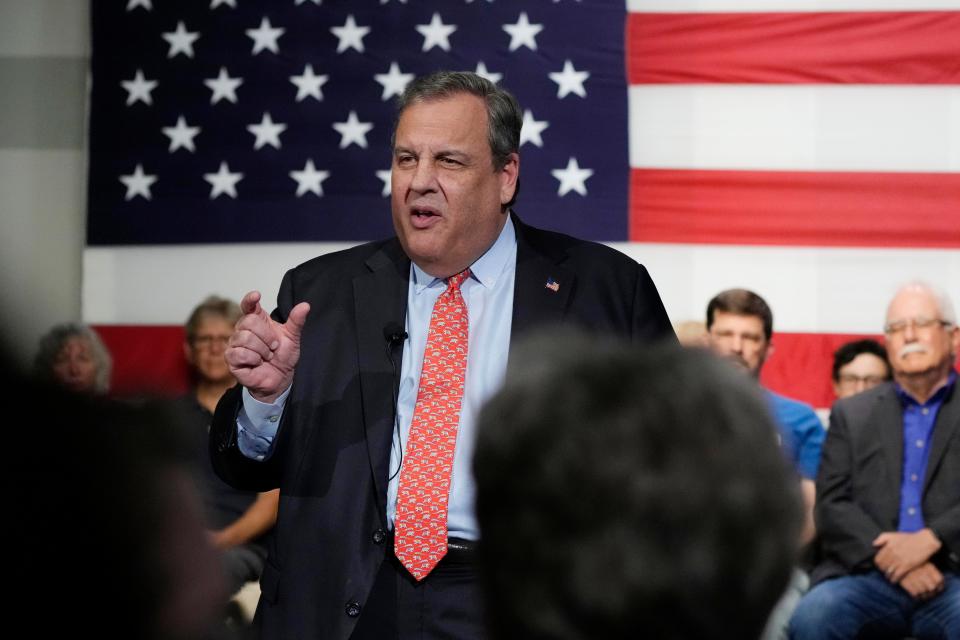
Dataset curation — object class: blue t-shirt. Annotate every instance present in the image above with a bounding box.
[767,390,826,479]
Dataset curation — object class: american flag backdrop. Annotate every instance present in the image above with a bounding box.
[84,0,960,408]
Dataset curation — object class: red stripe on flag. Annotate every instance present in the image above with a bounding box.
[94,326,957,410]
[629,168,960,248]
[96,325,190,397]
[761,332,881,411]
[627,11,960,84]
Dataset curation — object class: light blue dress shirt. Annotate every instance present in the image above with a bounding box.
[237,217,517,541]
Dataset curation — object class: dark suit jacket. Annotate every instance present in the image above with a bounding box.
[210,216,674,639]
[812,379,960,585]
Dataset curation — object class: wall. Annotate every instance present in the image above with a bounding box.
[0,0,89,366]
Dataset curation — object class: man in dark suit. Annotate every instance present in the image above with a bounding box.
[789,282,960,639]
[210,71,673,640]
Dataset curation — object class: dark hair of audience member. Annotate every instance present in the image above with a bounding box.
[474,335,802,640]
[706,288,774,341]
[10,349,226,639]
[830,338,891,382]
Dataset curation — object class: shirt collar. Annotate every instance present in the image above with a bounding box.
[895,370,957,407]
[411,215,517,294]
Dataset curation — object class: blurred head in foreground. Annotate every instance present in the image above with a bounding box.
[34,322,112,394]
[475,334,801,640]
[12,354,226,639]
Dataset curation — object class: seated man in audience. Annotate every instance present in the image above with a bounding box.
[474,334,802,640]
[34,322,112,395]
[705,289,825,541]
[831,338,891,400]
[705,288,825,640]
[178,296,279,597]
[789,282,960,640]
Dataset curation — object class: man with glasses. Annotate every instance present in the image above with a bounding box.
[790,282,960,639]
[831,338,891,400]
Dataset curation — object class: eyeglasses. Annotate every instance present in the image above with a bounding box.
[192,335,231,349]
[883,317,952,336]
[837,374,886,386]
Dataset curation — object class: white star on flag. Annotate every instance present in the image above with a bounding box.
[376,170,392,197]
[247,112,287,150]
[332,111,374,149]
[162,21,200,59]
[289,159,331,197]
[520,109,549,148]
[502,12,543,52]
[331,15,371,54]
[161,116,201,153]
[204,162,243,199]
[416,13,457,52]
[126,0,151,11]
[246,17,285,55]
[121,69,158,106]
[380,0,408,4]
[374,62,414,101]
[119,164,157,201]
[474,62,502,84]
[551,157,594,196]
[296,0,322,4]
[210,0,236,8]
[549,60,590,98]
[290,64,329,102]
[204,67,243,104]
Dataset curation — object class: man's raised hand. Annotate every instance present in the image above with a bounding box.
[226,291,310,403]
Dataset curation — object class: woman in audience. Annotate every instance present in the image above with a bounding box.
[34,322,112,394]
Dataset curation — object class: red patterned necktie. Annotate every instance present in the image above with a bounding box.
[394,269,471,581]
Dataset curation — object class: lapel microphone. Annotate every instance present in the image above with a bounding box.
[383,323,408,348]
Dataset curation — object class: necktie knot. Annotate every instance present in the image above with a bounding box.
[446,269,471,293]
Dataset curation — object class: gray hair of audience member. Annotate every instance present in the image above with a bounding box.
[474,332,802,640]
[888,280,957,325]
[184,295,242,341]
[34,322,112,394]
[393,71,522,207]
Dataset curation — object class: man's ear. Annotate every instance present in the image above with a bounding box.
[183,341,195,366]
[499,152,519,206]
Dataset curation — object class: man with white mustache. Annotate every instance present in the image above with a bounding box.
[790,282,960,640]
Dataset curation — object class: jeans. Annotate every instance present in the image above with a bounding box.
[788,570,960,640]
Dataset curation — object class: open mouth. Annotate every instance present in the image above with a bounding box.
[409,206,441,228]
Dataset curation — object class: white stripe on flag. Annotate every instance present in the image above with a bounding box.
[83,244,960,333]
[629,85,960,172]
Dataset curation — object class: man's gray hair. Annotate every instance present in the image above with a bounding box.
[394,71,522,207]
[34,323,113,394]
[889,281,957,326]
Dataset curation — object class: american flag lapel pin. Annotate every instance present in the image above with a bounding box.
[545,277,560,293]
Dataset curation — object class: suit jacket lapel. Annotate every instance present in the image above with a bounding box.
[353,241,409,524]
[510,215,574,344]
[875,385,905,506]
[923,381,959,491]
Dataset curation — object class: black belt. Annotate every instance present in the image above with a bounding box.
[445,537,477,561]
[384,534,477,563]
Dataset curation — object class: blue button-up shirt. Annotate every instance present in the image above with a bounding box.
[896,371,956,532]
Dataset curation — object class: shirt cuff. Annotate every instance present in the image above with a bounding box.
[236,386,291,461]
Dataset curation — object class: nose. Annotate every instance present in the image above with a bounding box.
[730,334,743,353]
[854,379,868,393]
[409,158,438,194]
[902,321,918,341]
